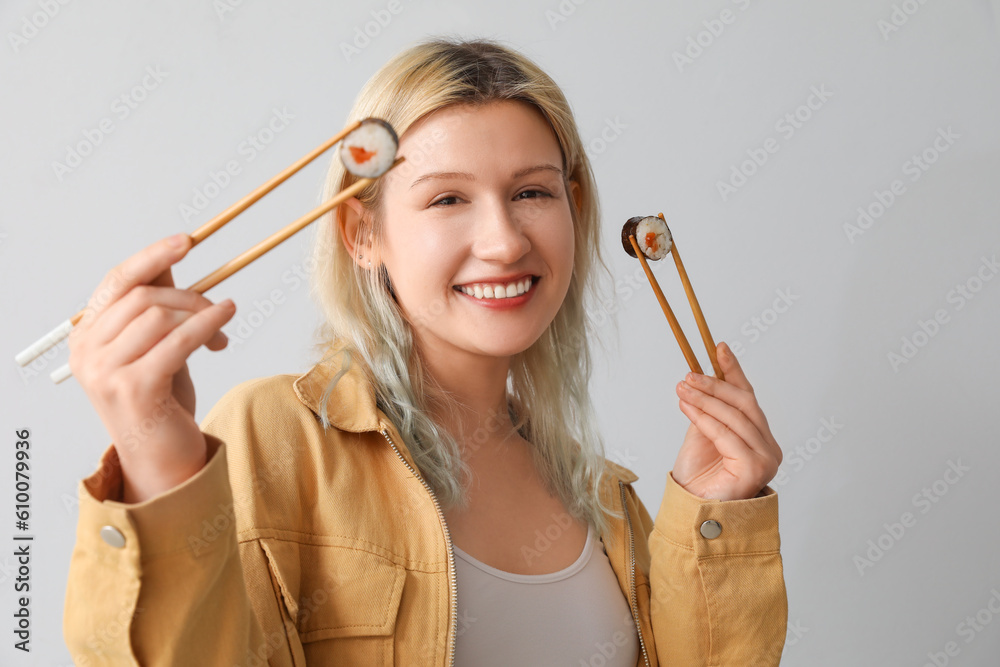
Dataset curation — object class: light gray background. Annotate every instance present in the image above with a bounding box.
[2,1,999,664]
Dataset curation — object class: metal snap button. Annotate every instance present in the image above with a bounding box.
[100,525,126,548]
[700,520,722,539]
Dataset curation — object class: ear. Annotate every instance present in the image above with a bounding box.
[568,180,583,214]
[338,196,374,269]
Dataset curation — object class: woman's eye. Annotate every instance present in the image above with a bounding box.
[515,189,551,200]
[431,196,459,207]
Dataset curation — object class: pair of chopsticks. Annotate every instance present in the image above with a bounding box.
[628,213,724,380]
[16,120,403,384]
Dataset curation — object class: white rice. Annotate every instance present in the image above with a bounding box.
[636,216,672,260]
[340,118,398,178]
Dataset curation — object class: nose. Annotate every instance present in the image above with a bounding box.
[471,198,531,264]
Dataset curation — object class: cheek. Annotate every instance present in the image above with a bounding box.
[381,224,461,306]
[535,211,576,277]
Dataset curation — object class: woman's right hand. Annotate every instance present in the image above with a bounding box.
[68,233,237,504]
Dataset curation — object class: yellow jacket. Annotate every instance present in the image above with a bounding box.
[63,343,788,666]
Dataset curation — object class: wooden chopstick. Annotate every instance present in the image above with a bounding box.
[628,233,704,375]
[657,213,725,380]
[186,157,403,294]
[188,120,362,246]
[44,156,404,384]
[15,119,366,370]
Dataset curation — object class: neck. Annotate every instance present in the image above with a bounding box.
[414,334,520,457]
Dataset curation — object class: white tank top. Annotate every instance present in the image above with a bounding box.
[451,522,640,666]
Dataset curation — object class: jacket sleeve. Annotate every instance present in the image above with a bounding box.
[62,433,303,666]
[642,472,787,666]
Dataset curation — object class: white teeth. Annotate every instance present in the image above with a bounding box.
[459,277,534,300]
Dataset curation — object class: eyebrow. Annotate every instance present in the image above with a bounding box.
[409,164,563,189]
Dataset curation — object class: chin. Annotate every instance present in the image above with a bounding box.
[469,327,548,358]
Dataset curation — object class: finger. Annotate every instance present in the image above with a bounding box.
[150,263,177,288]
[104,305,196,368]
[677,381,774,460]
[678,399,773,498]
[205,329,228,351]
[77,234,191,329]
[715,341,754,393]
[677,397,753,462]
[135,300,237,377]
[682,372,777,450]
[90,286,215,347]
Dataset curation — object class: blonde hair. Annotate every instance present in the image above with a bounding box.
[308,36,620,537]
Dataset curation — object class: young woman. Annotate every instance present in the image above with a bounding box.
[64,38,787,666]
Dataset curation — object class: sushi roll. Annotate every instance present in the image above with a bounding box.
[621,215,672,260]
[340,118,399,178]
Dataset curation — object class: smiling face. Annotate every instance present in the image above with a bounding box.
[367,100,578,362]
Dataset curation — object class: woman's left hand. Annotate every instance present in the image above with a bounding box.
[672,341,783,501]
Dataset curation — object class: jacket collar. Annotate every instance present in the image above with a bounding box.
[291,340,638,484]
[292,341,383,434]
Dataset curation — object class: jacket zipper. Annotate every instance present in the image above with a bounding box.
[381,427,457,667]
[620,480,651,667]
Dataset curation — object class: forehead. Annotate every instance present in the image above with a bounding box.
[398,100,564,172]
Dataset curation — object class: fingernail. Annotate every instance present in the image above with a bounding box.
[167,233,188,249]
